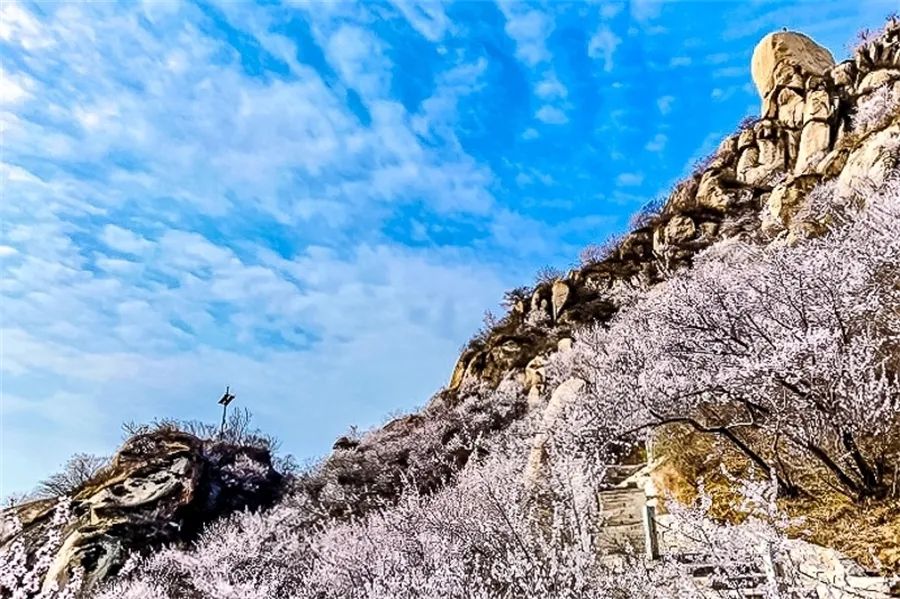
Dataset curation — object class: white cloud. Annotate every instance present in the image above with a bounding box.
[588,25,621,72]
[714,66,746,79]
[535,105,568,125]
[389,0,451,42]
[705,52,731,65]
[0,71,33,104]
[645,132,667,153]
[711,86,738,102]
[535,72,567,100]
[616,172,644,187]
[657,95,675,114]
[669,56,692,67]
[600,3,623,19]
[100,225,153,255]
[522,127,540,140]
[325,24,391,99]
[498,4,553,67]
[0,2,54,50]
[629,0,664,22]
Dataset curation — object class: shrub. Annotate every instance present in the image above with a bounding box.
[0,498,82,597]
[501,286,532,310]
[578,235,621,267]
[122,407,279,453]
[629,197,665,229]
[852,83,900,132]
[533,265,562,286]
[35,454,108,498]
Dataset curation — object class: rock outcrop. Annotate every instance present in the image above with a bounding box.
[751,31,836,102]
[1,430,283,594]
[448,21,900,394]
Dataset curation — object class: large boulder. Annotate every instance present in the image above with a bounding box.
[751,31,835,99]
[1,430,283,595]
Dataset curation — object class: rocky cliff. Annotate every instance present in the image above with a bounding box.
[1,430,283,594]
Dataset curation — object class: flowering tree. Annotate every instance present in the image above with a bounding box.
[0,498,82,599]
[551,176,900,501]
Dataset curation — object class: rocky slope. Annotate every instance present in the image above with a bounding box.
[1,430,283,594]
[309,21,900,518]
[3,20,900,597]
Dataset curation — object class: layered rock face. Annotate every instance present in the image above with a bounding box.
[1,431,283,594]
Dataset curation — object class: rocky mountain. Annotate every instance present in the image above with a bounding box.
[2,20,899,598]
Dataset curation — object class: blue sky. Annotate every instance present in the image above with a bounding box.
[0,0,893,495]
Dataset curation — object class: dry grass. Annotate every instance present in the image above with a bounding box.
[651,424,900,573]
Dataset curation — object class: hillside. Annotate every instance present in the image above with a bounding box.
[3,19,900,599]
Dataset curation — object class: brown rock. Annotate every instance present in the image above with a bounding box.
[795,120,831,174]
[1,431,282,594]
[777,87,806,128]
[858,69,900,95]
[663,215,697,244]
[831,60,857,87]
[837,123,900,193]
[551,280,570,321]
[803,89,832,123]
[751,31,835,99]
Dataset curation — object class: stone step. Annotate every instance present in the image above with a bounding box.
[601,506,643,517]
[599,492,644,500]
[603,514,643,524]
[602,510,643,520]
[691,564,762,578]
[598,489,644,497]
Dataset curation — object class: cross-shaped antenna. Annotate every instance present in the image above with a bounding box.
[218,386,236,436]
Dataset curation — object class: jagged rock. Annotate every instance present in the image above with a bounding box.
[751,31,835,100]
[524,355,546,394]
[815,147,850,178]
[530,287,550,317]
[758,135,785,162]
[796,120,832,173]
[551,280,571,321]
[777,87,805,128]
[764,175,821,232]
[333,436,360,451]
[837,123,900,192]
[448,354,468,390]
[2,430,283,594]
[831,60,857,87]
[697,170,753,211]
[738,127,756,150]
[663,215,697,245]
[736,146,761,184]
[803,89,833,123]
[858,69,900,95]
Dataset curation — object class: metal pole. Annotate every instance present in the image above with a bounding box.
[220,402,228,437]
[643,503,660,560]
[217,386,235,439]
